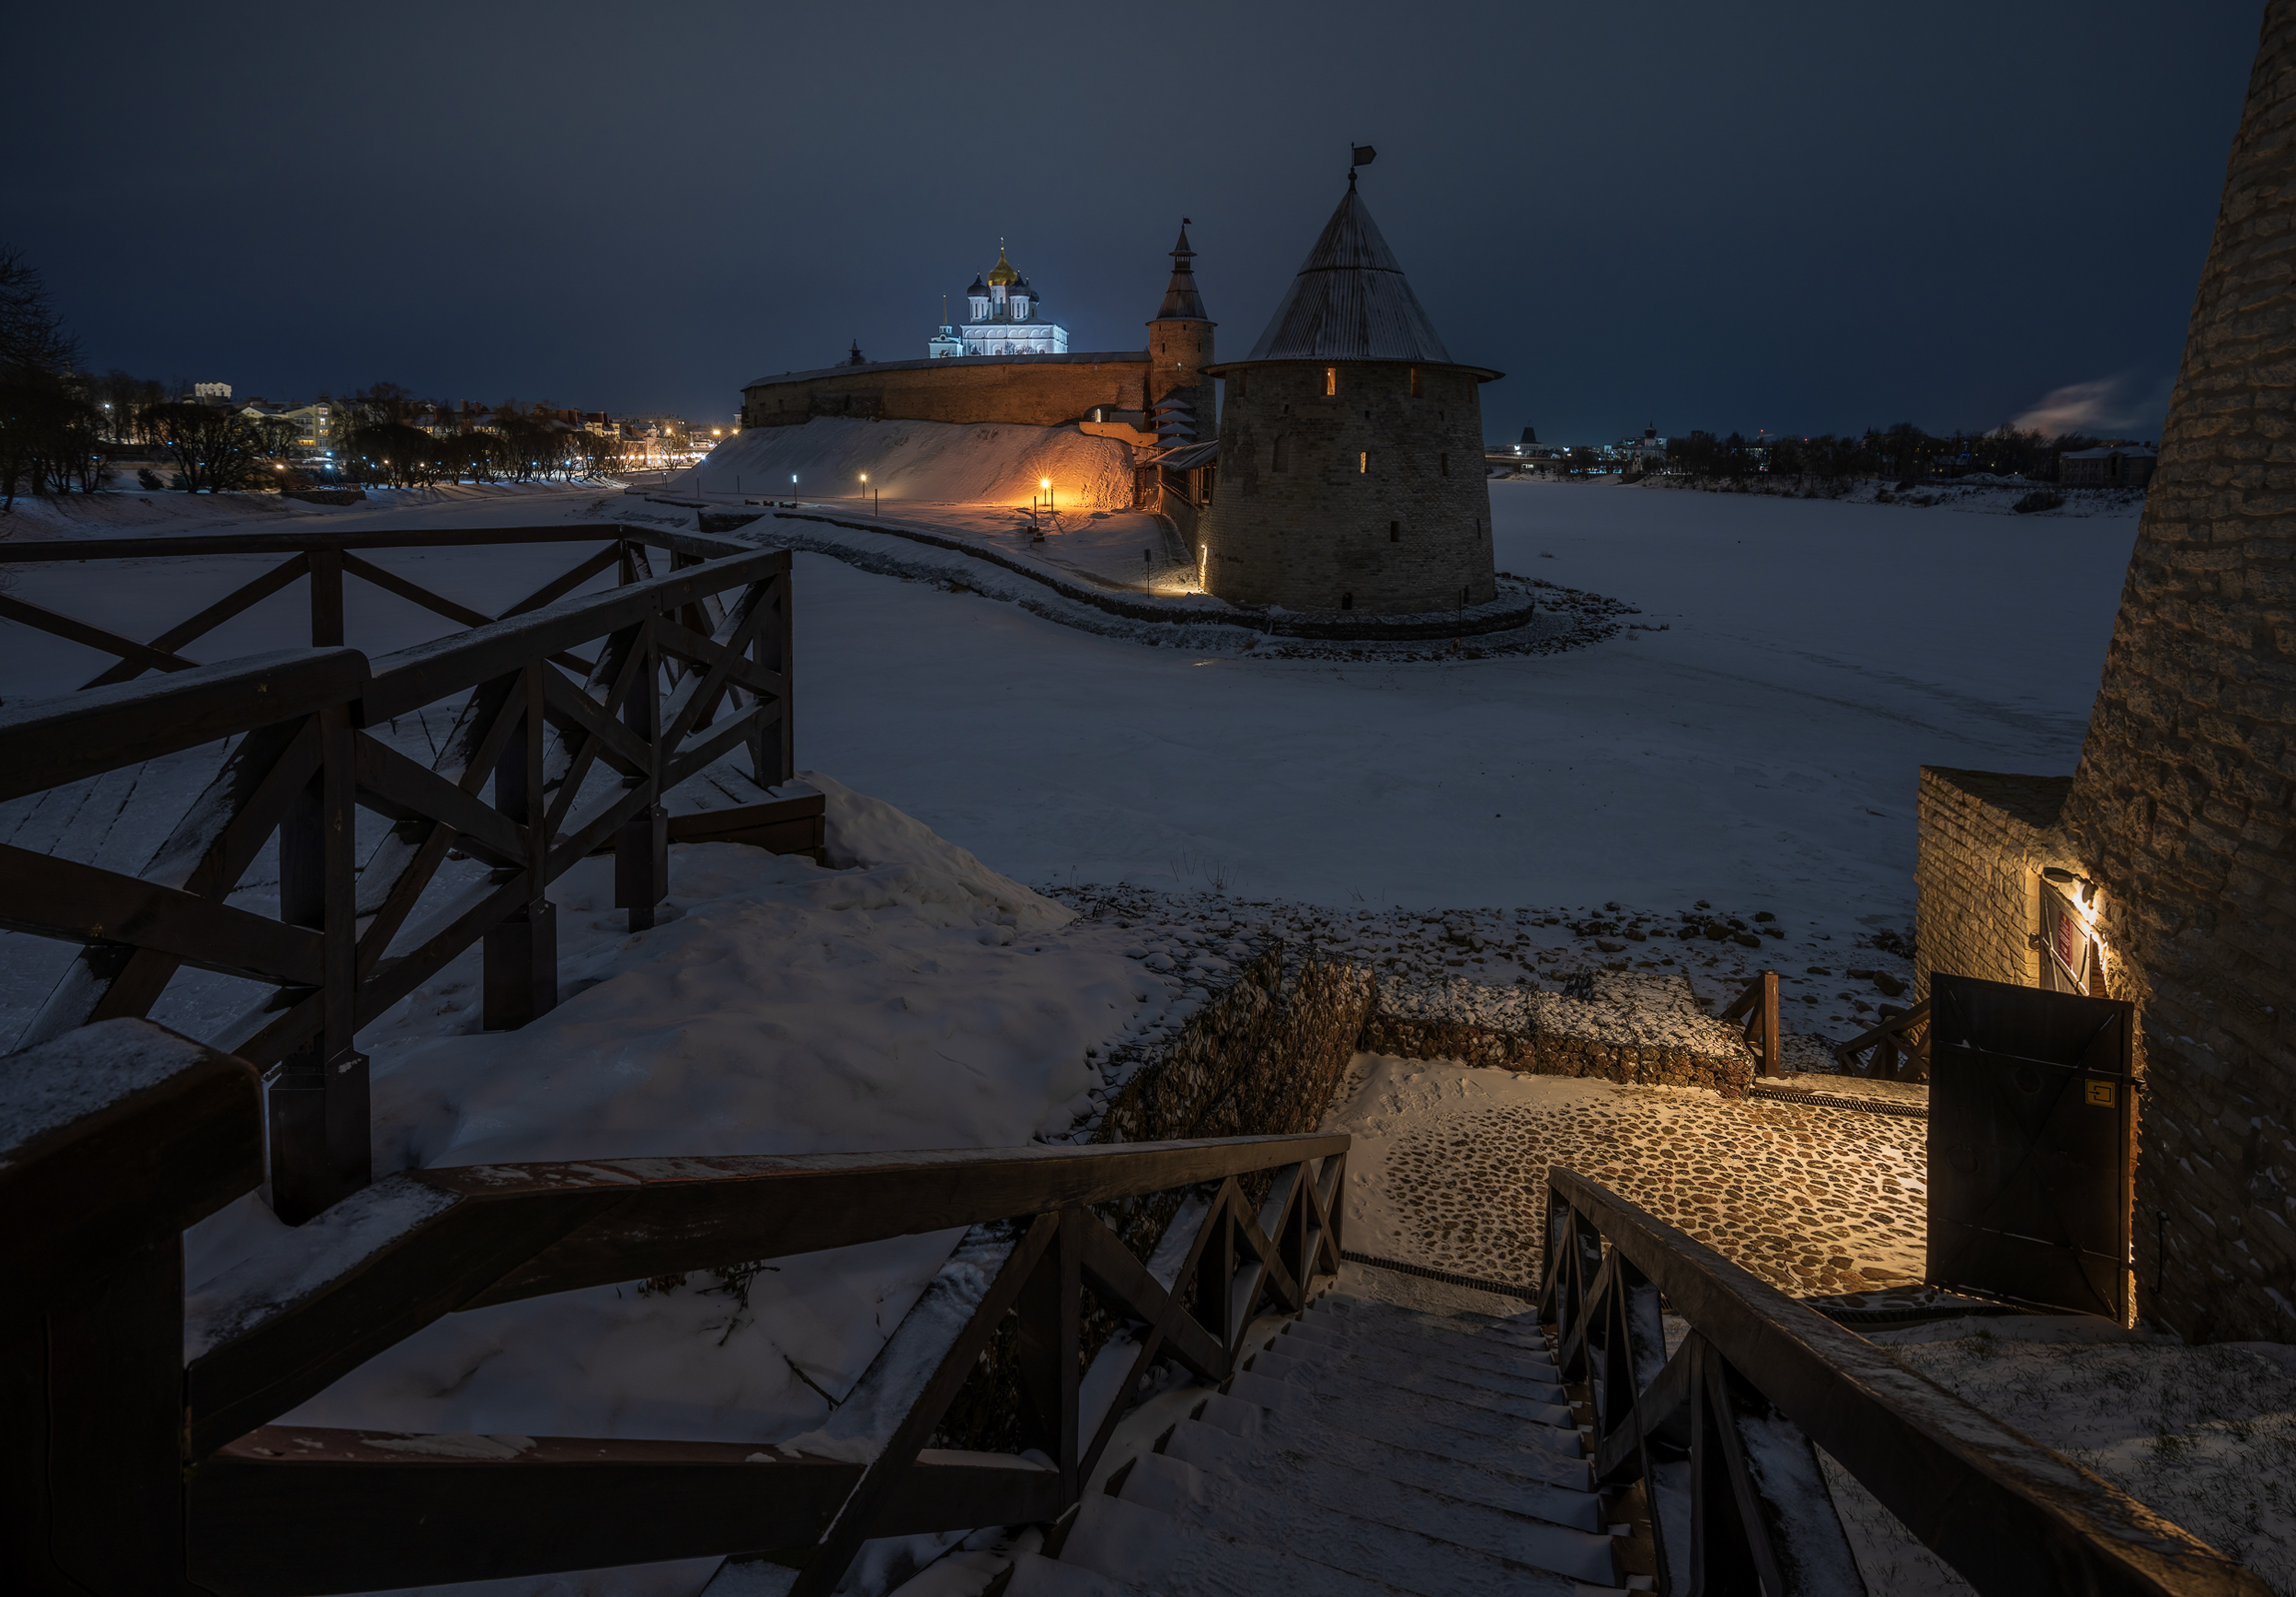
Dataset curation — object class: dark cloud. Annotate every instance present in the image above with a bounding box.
[0,0,2259,441]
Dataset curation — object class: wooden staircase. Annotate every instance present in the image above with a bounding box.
[1006,1293,1629,1596]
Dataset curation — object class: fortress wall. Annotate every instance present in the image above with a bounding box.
[1201,361,1495,615]
[1912,769,2069,1003]
[2053,6,2296,1341]
[740,352,1150,431]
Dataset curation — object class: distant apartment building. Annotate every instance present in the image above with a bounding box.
[2059,444,2157,489]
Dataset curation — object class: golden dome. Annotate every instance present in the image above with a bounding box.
[984,241,1021,286]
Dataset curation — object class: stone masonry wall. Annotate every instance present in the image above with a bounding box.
[740,353,1148,431]
[2054,5,2296,1342]
[1913,769,2074,1003]
[1201,361,1496,615]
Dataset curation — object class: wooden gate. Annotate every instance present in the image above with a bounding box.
[1926,972,2136,1320]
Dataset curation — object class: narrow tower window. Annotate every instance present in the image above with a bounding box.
[1341,592,1354,611]
[1410,366,1423,398]
[1233,370,1248,400]
[1439,452,1449,477]
[1273,435,1290,473]
[1325,367,1337,396]
[1359,451,1369,474]
[1390,521,1400,542]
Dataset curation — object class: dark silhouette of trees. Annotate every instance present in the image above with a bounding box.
[142,402,293,493]
[1,244,101,510]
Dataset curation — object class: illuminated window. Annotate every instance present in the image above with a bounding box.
[1410,366,1423,398]
[1325,367,1337,396]
[1359,451,1368,474]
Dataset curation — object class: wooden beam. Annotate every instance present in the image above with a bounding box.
[0,1019,262,1302]
[0,844,325,987]
[0,592,204,676]
[82,553,311,689]
[359,549,790,722]
[351,734,527,870]
[185,1135,1347,1454]
[0,649,365,802]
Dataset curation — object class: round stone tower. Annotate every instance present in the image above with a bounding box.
[1147,223,1216,446]
[1200,178,1499,614]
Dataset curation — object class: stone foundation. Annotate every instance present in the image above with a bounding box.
[1362,1010,1753,1098]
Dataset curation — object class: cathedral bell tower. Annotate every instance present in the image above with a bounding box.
[1146,222,1216,446]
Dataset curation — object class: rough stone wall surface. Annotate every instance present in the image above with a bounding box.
[740,354,1148,431]
[2055,5,2296,1343]
[1360,1010,1754,1098]
[1199,361,1496,614]
[1913,768,2073,1002]
[1096,947,1375,1147]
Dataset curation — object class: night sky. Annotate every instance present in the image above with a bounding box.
[3,1,2262,444]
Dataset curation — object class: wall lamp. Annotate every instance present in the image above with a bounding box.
[2039,866,2092,888]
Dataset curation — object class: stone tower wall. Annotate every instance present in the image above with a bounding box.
[1147,318,1217,428]
[2055,4,2296,1342]
[1913,768,2070,1001]
[1200,361,1495,614]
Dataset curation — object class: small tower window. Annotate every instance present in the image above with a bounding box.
[1359,451,1368,474]
[1273,435,1290,473]
[1341,592,1354,611]
[1325,367,1337,396]
[1439,452,1449,477]
[1233,370,1248,400]
[1410,366,1423,398]
[1390,521,1400,542]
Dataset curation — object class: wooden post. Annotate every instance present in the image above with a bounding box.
[270,705,367,1224]
[616,619,669,931]
[483,666,557,1030]
[1016,1209,1083,1507]
[753,568,793,790]
[1760,969,1781,1078]
[307,547,344,648]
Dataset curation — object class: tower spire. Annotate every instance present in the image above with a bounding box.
[1153,218,1209,322]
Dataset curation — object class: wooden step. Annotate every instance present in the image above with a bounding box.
[1225,1367,1581,1454]
[1160,1416,1614,1577]
[1059,1487,1413,1597]
[1115,1447,1580,1596]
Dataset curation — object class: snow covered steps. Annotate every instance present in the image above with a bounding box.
[1010,1292,1632,1596]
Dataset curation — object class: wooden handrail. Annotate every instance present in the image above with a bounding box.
[1,1020,1349,1597]
[0,523,752,562]
[1541,1166,2267,1597]
[0,649,364,800]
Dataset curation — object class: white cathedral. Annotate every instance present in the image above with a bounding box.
[927,243,1068,357]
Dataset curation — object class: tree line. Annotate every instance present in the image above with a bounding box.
[3,243,634,509]
[1661,422,2118,484]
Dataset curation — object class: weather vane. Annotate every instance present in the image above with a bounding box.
[1349,144,1377,188]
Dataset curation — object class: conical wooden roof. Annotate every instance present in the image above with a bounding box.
[1241,186,1454,364]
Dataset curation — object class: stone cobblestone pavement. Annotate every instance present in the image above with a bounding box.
[1326,1053,1928,1299]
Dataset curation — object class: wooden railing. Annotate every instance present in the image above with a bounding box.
[0,527,799,1219]
[1540,1166,2266,1597]
[1835,998,1931,1080]
[0,1019,1346,1597]
[1718,968,1783,1077]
